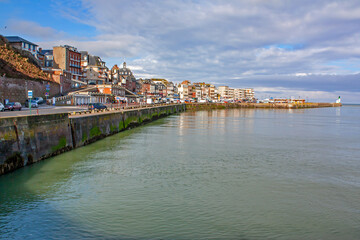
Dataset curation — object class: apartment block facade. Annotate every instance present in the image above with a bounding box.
[218,86,255,101]
[53,45,82,86]
[81,51,109,85]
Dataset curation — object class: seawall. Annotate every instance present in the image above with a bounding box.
[186,102,342,111]
[0,104,185,175]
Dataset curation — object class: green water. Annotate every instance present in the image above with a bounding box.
[1,106,360,239]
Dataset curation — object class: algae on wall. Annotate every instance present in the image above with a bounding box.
[119,120,125,131]
[90,126,101,138]
[72,112,125,146]
[110,124,118,133]
[124,115,140,128]
[51,136,67,152]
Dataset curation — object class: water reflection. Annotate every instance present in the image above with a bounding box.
[0,127,146,217]
[178,109,256,132]
[336,107,341,116]
[1,107,359,239]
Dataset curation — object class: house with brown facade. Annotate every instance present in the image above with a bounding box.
[53,45,83,88]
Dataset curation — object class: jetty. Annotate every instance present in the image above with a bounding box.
[185,102,342,111]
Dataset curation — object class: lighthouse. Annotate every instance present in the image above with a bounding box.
[336,96,341,103]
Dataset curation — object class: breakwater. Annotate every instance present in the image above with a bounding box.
[186,102,342,111]
[0,104,185,175]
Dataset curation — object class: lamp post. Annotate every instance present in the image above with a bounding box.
[145,90,147,106]
[28,90,33,115]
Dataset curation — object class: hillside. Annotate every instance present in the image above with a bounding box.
[0,35,51,81]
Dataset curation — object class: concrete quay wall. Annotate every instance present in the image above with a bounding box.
[71,104,184,147]
[0,104,185,175]
[186,102,342,111]
[0,113,72,175]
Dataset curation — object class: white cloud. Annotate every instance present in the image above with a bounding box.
[38,33,148,58]
[6,19,65,39]
[10,0,360,102]
[294,73,309,77]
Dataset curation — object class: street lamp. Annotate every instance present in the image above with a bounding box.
[145,90,147,105]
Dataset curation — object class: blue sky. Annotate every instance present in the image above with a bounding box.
[1,0,360,103]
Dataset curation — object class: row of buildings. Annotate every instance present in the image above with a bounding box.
[4,36,255,104]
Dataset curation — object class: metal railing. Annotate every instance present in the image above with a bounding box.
[68,103,183,116]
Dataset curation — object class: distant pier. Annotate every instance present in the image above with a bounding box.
[186,102,342,111]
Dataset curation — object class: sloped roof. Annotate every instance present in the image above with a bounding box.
[41,49,53,55]
[112,64,120,70]
[181,80,191,85]
[88,55,104,66]
[5,36,38,46]
[151,78,169,85]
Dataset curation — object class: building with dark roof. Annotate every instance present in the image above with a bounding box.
[81,51,109,85]
[5,36,38,56]
[111,62,136,92]
[40,50,53,68]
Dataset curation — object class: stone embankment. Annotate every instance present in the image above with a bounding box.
[0,104,185,175]
[0,76,60,104]
[186,102,342,111]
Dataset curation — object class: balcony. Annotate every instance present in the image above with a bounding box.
[70,57,81,62]
[70,63,81,68]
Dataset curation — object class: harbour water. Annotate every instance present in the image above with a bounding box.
[1,105,360,239]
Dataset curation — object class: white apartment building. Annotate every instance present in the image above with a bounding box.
[218,86,229,99]
[228,88,235,100]
[234,88,245,100]
[195,87,202,99]
[178,83,189,100]
[244,88,255,99]
[218,87,255,101]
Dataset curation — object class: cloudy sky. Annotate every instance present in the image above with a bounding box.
[1,0,360,103]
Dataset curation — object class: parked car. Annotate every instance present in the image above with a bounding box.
[88,103,107,110]
[0,103,4,112]
[33,97,44,104]
[25,99,39,108]
[5,102,22,111]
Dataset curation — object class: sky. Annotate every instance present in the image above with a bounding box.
[1,0,360,103]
